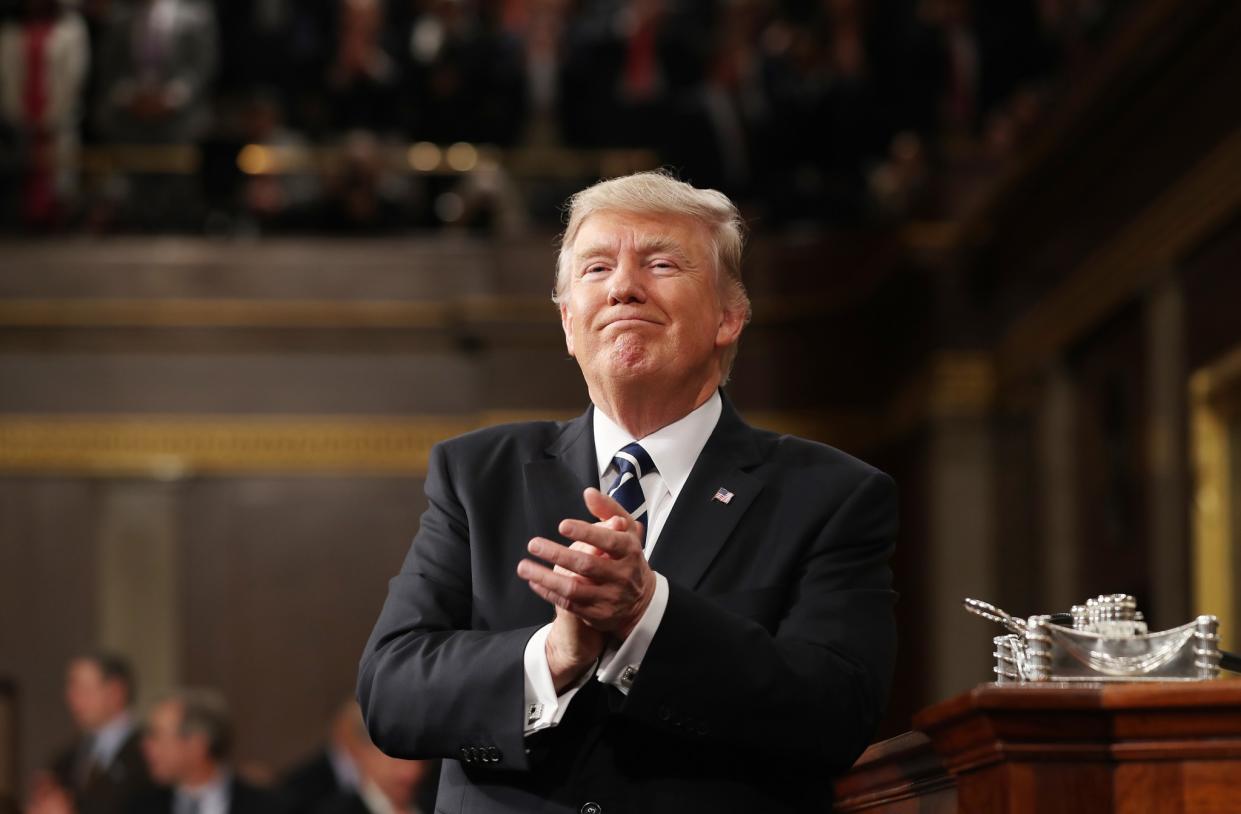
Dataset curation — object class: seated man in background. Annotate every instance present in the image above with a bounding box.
[28,651,151,814]
[278,700,363,814]
[310,706,432,814]
[131,688,281,814]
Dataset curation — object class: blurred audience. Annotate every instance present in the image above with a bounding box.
[0,0,89,229]
[326,0,400,133]
[304,129,414,233]
[393,0,525,145]
[92,0,216,142]
[307,706,433,814]
[227,89,320,234]
[26,652,151,814]
[22,664,432,814]
[130,688,282,814]
[84,0,218,229]
[213,1,333,134]
[278,702,363,814]
[513,0,569,148]
[0,0,1133,234]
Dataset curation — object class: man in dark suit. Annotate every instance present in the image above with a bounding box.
[279,701,363,814]
[31,652,152,814]
[357,171,897,813]
[309,707,432,814]
[281,701,438,814]
[129,688,281,814]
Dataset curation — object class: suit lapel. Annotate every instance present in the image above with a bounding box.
[523,398,769,590]
[648,394,766,590]
[523,408,599,543]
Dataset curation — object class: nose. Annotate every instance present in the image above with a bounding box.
[607,257,646,305]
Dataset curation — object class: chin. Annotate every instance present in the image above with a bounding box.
[604,335,665,370]
[602,350,659,380]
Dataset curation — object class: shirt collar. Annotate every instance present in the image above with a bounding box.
[592,390,722,500]
[91,712,135,767]
[176,769,231,814]
[328,744,360,791]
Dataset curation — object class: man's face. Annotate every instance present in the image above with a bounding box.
[142,700,193,784]
[65,660,125,732]
[559,210,744,392]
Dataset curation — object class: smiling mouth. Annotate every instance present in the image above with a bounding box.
[602,318,662,331]
[602,313,662,327]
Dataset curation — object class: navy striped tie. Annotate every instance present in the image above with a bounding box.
[608,442,657,541]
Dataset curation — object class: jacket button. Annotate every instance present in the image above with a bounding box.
[459,747,470,762]
[487,746,501,762]
[581,803,602,814]
[657,705,672,722]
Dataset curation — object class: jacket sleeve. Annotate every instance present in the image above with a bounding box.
[356,441,539,771]
[619,469,898,773]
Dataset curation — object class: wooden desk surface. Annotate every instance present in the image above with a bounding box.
[835,681,1241,813]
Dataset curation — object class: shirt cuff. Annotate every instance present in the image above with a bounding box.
[521,623,593,734]
[597,572,669,694]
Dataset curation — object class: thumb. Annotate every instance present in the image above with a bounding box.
[583,486,631,523]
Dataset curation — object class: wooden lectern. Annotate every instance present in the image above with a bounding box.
[833,681,1241,813]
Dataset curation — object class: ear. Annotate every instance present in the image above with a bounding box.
[714,301,746,350]
[559,300,576,358]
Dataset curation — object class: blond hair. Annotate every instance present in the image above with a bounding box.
[553,170,752,379]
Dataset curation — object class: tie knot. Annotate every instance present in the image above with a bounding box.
[613,442,656,480]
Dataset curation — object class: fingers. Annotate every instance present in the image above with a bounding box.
[568,540,603,555]
[527,572,572,610]
[557,516,643,557]
[517,558,605,615]
[517,487,650,627]
[528,537,611,579]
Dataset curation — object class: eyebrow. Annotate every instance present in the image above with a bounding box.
[575,236,697,266]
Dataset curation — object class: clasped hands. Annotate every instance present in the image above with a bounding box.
[516,487,656,693]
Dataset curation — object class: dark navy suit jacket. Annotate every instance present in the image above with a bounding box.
[357,394,897,813]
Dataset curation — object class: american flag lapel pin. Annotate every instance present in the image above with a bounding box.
[712,487,735,505]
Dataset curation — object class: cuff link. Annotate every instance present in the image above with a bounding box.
[618,665,639,690]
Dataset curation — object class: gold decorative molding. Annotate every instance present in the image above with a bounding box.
[1190,345,1241,653]
[0,415,484,477]
[998,127,1241,386]
[79,144,201,174]
[0,410,877,477]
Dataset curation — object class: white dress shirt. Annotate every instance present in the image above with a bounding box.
[174,770,230,814]
[522,392,722,733]
[89,712,135,770]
